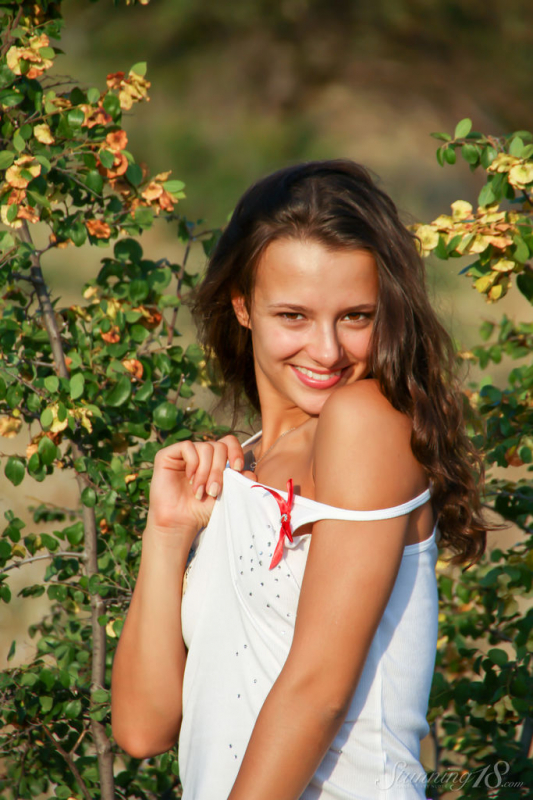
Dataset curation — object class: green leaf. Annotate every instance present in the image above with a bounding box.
[129,279,149,304]
[130,61,147,76]
[70,373,85,400]
[134,206,154,228]
[81,487,97,507]
[44,375,59,393]
[35,153,51,173]
[27,452,43,477]
[478,182,496,207]
[443,146,456,165]
[126,162,143,186]
[99,149,115,170]
[64,698,82,719]
[102,92,120,119]
[69,220,87,247]
[430,132,451,142]
[7,640,16,661]
[91,688,110,703]
[163,179,186,194]
[67,107,85,128]
[519,446,532,463]
[461,143,479,165]
[40,695,54,713]
[114,238,143,262]
[487,648,509,667]
[135,379,153,403]
[153,401,178,431]
[479,321,494,341]
[0,150,15,169]
[0,89,23,108]
[65,522,84,546]
[13,130,25,153]
[509,136,524,157]
[38,436,57,465]
[454,118,472,139]
[513,236,530,264]
[20,671,39,687]
[105,375,132,407]
[6,203,18,222]
[85,170,104,195]
[40,407,54,428]
[517,272,533,303]
[87,87,100,104]
[5,456,25,486]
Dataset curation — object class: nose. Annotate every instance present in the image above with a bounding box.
[305,321,344,368]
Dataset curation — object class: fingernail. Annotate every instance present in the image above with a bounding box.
[234,458,244,472]
[195,485,205,500]
[207,482,220,498]
[189,476,194,485]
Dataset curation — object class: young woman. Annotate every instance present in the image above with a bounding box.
[111,160,488,799]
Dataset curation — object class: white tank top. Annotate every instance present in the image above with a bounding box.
[180,430,440,799]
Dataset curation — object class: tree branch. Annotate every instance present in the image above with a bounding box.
[18,221,115,800]
[166,238,191,346]
[0,552,84,575]
[42,725,93,800]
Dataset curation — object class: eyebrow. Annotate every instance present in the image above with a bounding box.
[267,302,377,312]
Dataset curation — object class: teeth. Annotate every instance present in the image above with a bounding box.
[294,366,341,381]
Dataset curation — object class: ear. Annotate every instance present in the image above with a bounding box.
[231,290,252,330]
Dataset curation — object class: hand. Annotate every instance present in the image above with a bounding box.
[146,434,249,546]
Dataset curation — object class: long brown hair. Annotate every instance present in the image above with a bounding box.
[187,159,492,570]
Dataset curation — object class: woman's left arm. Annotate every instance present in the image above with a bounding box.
[227,380,430,800]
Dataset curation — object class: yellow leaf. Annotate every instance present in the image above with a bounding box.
[11,543,26,558]
[488,153,520,173]
[468,234,490,254]
[450,200,473,219]
[414,224,439,253]
[432,214,454,229]
[0,416,22,438]
[509,162,533,189]
[474,273,498,294]
[34,123,54,144]
[491,258,515,273]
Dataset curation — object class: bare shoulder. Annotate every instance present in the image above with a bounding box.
[312,378,428,511]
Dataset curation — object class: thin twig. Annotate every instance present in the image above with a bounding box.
[41,725,93,800]
[166,239,191,346]
[0,552,84,575]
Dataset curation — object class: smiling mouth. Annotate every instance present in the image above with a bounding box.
[292,365,347,381]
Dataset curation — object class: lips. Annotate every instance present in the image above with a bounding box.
[290,364,347,389]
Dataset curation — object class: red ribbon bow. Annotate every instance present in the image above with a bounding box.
[251,478,294,570]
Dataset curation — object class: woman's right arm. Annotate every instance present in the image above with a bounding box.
[111,436,247,758]
[110,521,193,758]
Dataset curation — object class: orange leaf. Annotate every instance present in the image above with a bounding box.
[106,72,125,90]
[122,359,143,380]
[101,326,121,344]
[86,219,112,239]
[106,130,128,152]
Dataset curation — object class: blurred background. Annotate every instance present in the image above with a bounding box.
[44,0,533,348]
[2,0,532,755]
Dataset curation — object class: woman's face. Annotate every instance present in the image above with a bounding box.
[232,237,379,421]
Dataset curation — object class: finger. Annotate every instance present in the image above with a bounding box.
[216,434,247,472]
[188,442,219,499]
[153,440,199,481]
[203,441,231,498]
